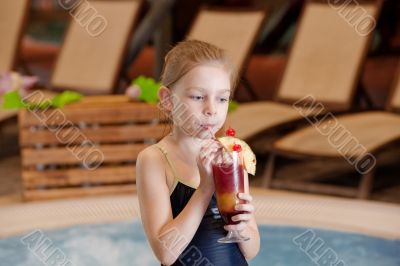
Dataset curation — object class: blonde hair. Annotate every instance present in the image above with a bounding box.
[161,39,237,93]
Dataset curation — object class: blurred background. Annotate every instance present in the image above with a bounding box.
[0,1,400,266]
[2,0,399,203]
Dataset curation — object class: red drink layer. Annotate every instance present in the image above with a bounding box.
[212,156,245,225]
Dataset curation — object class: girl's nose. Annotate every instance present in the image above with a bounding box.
[204,101,217,116]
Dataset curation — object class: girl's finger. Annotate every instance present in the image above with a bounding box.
[205,157,213,166]
[210,145,221,154]
[235,204,254,213]
[231,213,252,222]
[201,145,220,156]
[202,140,217,148]
[224,222,246,232]
[206,150,221,162]
[201,146,218,157]
[237,193,253,202]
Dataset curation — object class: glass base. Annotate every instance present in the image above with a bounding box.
[218,230,250,243]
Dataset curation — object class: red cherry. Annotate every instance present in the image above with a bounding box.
[225,127,236,137]
[232,144,242,152]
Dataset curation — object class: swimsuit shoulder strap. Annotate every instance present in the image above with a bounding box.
[155,144,179,194]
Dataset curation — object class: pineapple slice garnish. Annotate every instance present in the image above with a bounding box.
[218,135,257,176]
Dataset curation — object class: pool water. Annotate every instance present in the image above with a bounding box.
[0,220,399,266]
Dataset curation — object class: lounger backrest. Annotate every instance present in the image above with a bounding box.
[187,7,266,83]
[388,62,400,112]
[276,0,382,111]
[51,0,142,94]
[0,0,29,72]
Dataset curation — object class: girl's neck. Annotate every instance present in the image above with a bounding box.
[167,127,204,161]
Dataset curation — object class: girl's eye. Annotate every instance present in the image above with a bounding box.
[190,95,204,101]
[219,97,228,103]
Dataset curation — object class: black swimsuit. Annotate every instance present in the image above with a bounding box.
[156,145,248,266]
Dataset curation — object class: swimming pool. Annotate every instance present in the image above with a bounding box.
[0,193,399,266]
[0,220,399,266]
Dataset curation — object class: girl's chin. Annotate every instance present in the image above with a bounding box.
[182,128,214,140]
[176,124,219,139]
[195,129,216,139]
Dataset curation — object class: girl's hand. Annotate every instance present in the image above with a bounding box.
[224,192,255,232]
[197,140,223,190]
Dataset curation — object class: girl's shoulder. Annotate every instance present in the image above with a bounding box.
[136,144,168,187]
[137,143,164,165]
[137,138,172,172]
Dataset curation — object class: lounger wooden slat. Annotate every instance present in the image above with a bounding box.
[22,165,136,189]
[50,0,142,94]
[19,100,163,127]
[20,124,166,146]
[187,8,266,76]
[274,112,400,157]
[226,102,322,140]
[22,144,147,166]
[19,96,166,201]
[64,94,135,106]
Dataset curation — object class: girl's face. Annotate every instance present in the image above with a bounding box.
[168,64,231,139]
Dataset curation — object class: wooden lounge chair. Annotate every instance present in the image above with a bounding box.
[50,0,142,94]
[1,0,142,122]
[19,95,168,201]
[186,7,266,98]
[0,0,30,122]
[266,62,400,199]
[225,0,383,141]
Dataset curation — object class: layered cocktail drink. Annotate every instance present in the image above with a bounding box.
[213,152,245,224]
[211,127,256,243]
[212,148,250,243]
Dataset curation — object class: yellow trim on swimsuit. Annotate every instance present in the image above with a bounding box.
[155,145,198,195]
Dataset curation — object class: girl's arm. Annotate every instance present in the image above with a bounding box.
[136,143,219,265]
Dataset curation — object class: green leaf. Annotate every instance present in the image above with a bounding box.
[228,100,239,113]
[2,90,26,109]
[132,75,161,104]
[26,100,52,110]
[51,90,83,108]
[2,90,83,110]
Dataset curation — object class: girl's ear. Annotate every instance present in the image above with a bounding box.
[158,86,173,112]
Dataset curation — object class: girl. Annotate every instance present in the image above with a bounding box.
[136,40,260,266]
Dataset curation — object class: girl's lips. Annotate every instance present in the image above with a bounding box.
[200,124,216,129]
